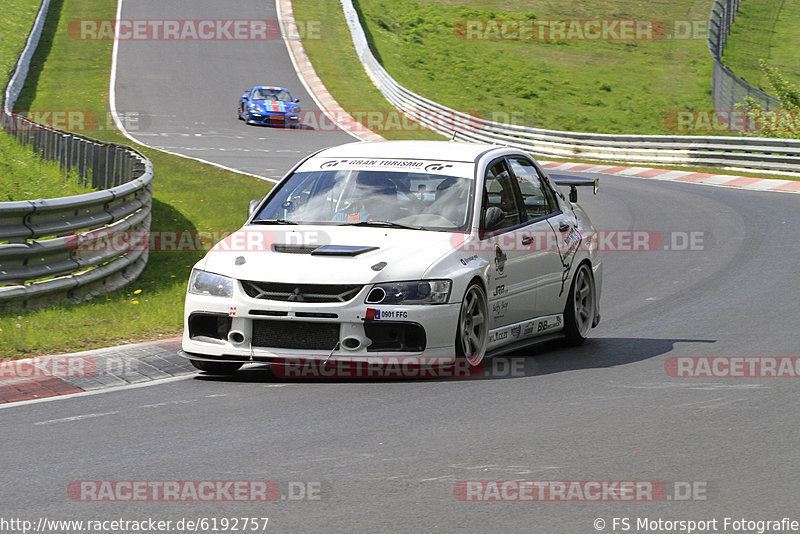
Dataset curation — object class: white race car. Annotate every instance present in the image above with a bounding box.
[180,140,601,375]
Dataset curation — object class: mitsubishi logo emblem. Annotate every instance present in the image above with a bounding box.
[287,287,304,302]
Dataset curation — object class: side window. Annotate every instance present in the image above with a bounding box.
[508,158,553,219]
[484,160,522,229]
[542,176,560,212]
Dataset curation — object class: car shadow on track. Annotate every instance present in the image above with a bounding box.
[190,336,715,384]
[244,123,316,131]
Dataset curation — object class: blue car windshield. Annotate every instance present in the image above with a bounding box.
[252,89,292,102]
[252,170,473,231]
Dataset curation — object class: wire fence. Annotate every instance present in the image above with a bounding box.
[708,0,782,111]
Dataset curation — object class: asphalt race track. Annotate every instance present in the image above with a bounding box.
[4,0,799,532]
[112,0,354,179]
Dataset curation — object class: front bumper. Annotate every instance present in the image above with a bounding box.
[182,288,461,364]
[246,111,300,126]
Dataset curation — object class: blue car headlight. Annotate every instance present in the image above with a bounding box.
[291,105,300,113]
[365,280,451,305]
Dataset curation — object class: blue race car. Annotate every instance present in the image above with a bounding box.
[238,86,301,126]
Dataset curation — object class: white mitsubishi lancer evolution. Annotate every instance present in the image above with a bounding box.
[180,140,601,375]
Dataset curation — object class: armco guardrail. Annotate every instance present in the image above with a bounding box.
[0,0,152,309]
[340,0,800,176]
[708,0,781,111]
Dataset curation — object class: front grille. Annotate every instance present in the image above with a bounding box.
[241,281,362,303]
[252,320,340,350]
[249,310,289,317]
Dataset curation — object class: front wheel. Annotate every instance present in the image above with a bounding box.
[455,282,489,366]
[190,359,243,375]
[562,263,596,346]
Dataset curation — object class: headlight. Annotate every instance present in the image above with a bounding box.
[365,280,451,305]
[291,105,300,113]
[188,269,234,298]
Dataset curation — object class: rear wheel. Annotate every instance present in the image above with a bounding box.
[190,359,242,375]
[455,282,489,366]
[563,263,596,346]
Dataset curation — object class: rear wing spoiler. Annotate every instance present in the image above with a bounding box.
[549,174,599,202]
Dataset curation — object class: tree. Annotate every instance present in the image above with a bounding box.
[738,61,800,138]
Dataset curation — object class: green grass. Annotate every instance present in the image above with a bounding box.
[0,133,91,201]
[0,0,40,82]
[0,0,92,200]
[293,0,442,140]
[723,0,800,91]
[294,0,800,174]
[298,0,715,135]
[0,0,270,359]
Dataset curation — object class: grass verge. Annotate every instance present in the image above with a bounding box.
[0,0,270,359]
[723,0,800,90]
[293,0,442,140]
[0,0,92,200]
[294,0,799,180]
[0,133,90,200]
[298,0,714,135]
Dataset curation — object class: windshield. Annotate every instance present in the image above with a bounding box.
[252,169,473,231]
[252,89,292,102]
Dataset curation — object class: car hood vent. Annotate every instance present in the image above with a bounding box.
[272,244,318,254]
[271,244,379,256]
[310,245,379,256]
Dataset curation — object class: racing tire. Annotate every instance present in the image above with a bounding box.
[190,359,243,375]
[455,282,489,366]
[562,262,596,346]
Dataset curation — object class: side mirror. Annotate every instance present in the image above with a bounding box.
[483,207,505,231]
[293,98,300,103]
[247,199,260,218]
